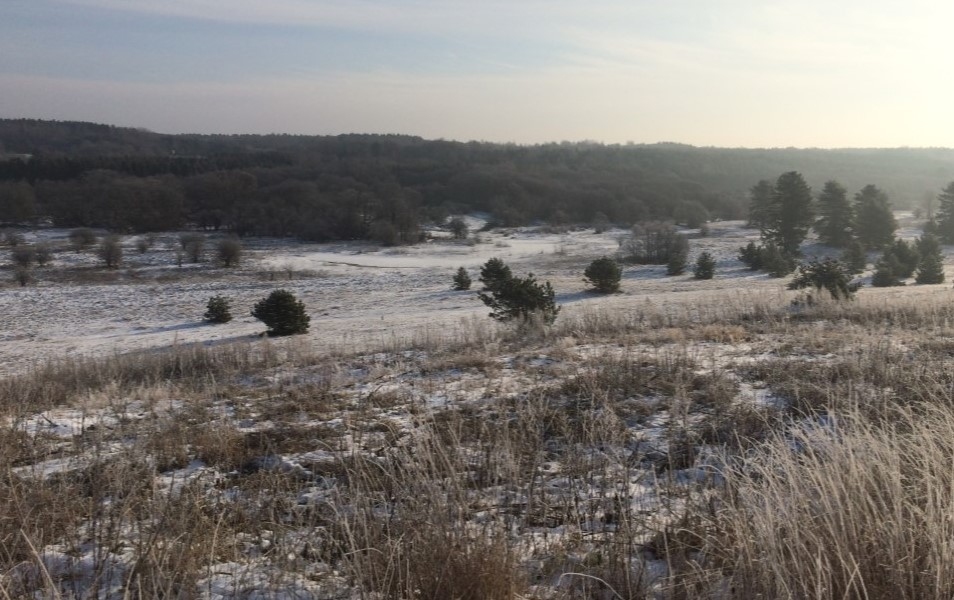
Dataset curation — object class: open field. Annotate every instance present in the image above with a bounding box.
[3,217,954,599]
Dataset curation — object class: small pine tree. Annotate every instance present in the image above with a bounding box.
[738,241,763,270]
[584,256,621,293]
[693,251,716,280]
[452,267,472,290]
[889,239,920,278]
[788,258,857,301]
[871,251,904,287]
[841,240,867,274]
[204,295,233,323]
[761,243,796,278]
[479,257,512,291]
[478,273,560,325]
[251,290,310,336]
[915,234,945,284]
[666,236,689,275]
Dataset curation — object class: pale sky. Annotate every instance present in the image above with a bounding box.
[2,0,952,147]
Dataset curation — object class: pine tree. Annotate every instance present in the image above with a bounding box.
[583,256,621,293]
[815,180,853,247]
[763,172,814,255]
[788,258,857,301]
[841,240,868,275]
[204,295,233,323]
[853,185,897,249]
[747,179,774,230]
[871,251,904,287]
[889,239,920,278]
[452,267,472,290]
[915,234,945,284]
[251,290,310,336]
[479,257,512,291]
[666,237,689,275]
[478,273,560,324]
[935,182,954,243]
[693,251,716,279]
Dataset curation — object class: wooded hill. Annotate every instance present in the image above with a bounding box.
[1,118,952,241]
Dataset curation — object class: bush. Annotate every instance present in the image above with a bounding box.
[693,251,716,280]
[584,256,621,293]
[479,257,512,291]
[180,233,205,263]
[447,217,468,240]
[788,258,857,300]
[620,222,686,265]
[204,295,233,323]
[478,273,560,325]
[69,228,97,251]
[98,235,123,269]
[452,267,472,290]
[34,242,52,267]
[251,290,310,336]
[216,237,242,267]
[761,243,796,278]
[10,245,35,269]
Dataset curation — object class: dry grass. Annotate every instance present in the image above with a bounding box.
[6,287,954,598]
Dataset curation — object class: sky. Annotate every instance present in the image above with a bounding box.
[1,0,953,147]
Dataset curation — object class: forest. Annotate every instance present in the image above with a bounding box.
[2,118,954,242]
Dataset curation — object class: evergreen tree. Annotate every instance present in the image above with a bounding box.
[583,256,622,293]
[452,267,472,290]
[889,239,919,278]
[853,184,897,249]
[763,172,814,255]
[204,295,233,323]
[479,257,512,291]
[666,236,689,275]
[841,240,868,275]
[762,243,796,278]
[915,234,945,284]
[747,179,774,230]
[871,251,904,287]
[738,241,763,270]
[788,258,857,301]
[478,273,560,324]
[935,182,954,243]
[251,290,310,336]
[693,251,716,280]
[814,180,853,247]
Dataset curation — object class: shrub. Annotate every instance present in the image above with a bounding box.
[447,217,468,240]
[584,256,621,293]
[98,235,123,269]
[180,233,205,263]
[136,233,157,254]
[251,290,310,336]
[34,242,52,267]
[10,245,35,269]
[2,230,25,247]
[69,228,97,251]
[216,237,242,267]
[591,211,610,233]
[620,222,686,265]
[479,257,512,291]
[204,295,233,323]
[788,258,857,300]
[452,267,472,290]
[478,273,560,325]
[13,267,31,287]
[693,251,716,280]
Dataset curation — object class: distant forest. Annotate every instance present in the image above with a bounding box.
[1,118,953,242]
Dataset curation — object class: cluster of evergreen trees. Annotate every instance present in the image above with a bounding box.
[745,172,949,287]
